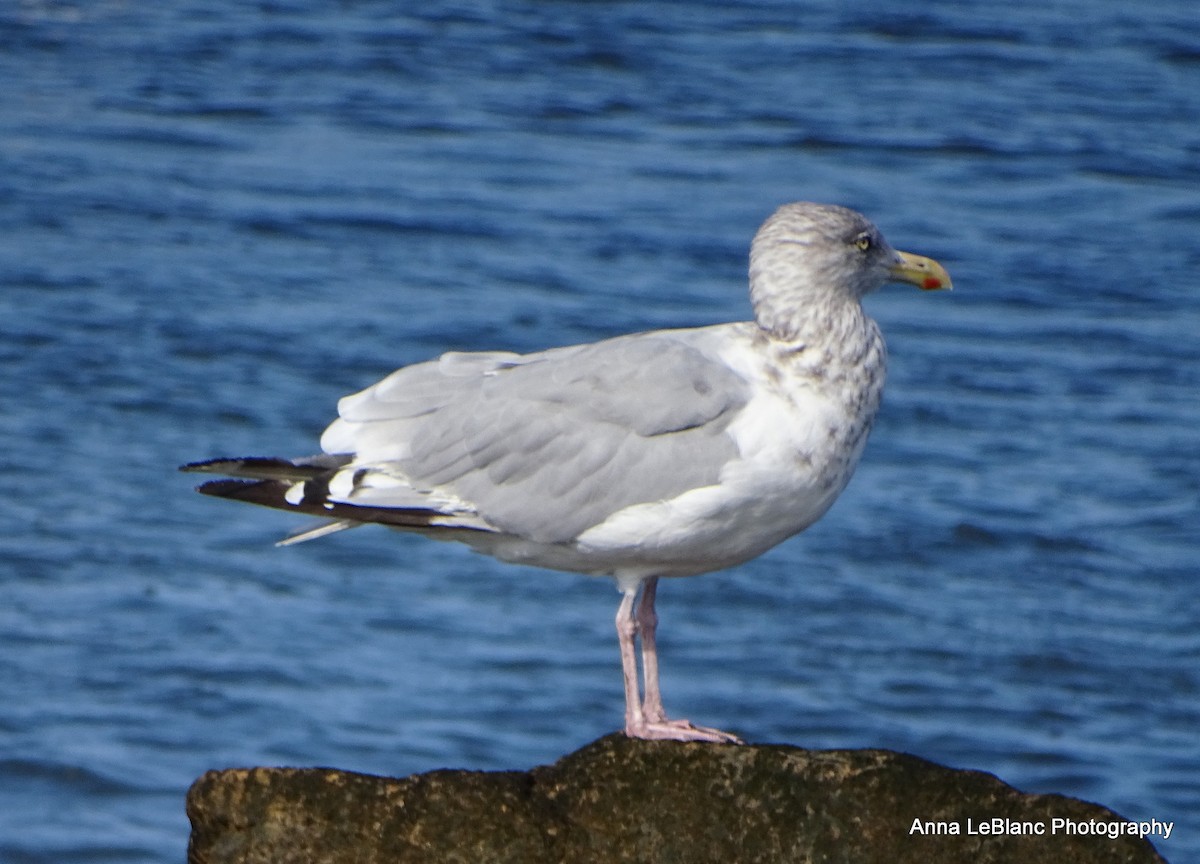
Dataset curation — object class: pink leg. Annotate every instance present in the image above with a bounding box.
[615,585,646,734]
[635,576,668,723]
[616,576,742,744]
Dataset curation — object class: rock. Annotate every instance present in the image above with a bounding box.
[187,734,1167,864]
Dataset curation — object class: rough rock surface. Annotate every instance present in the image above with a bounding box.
[187,734,1166,864]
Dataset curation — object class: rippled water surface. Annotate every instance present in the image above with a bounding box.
[2,2,1198,861]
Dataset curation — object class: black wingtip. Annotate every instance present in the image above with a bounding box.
[188,462,464,534]
[186,458,468,532]
[193,477,290,504]
[194,477,255,495]
[179,458,217,473]
[179,456,290,473]
[179,456,345,481]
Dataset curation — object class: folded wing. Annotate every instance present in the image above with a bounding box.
[317,330,751,543]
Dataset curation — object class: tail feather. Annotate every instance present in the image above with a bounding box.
[276,519,359,547]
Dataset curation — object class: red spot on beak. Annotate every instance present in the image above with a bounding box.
[922,277,943,290]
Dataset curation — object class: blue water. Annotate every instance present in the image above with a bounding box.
[2,2,1197,861]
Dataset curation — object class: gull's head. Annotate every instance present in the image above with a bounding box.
[749,202,951,337]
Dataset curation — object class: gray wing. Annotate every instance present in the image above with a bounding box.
[323,329,750,543]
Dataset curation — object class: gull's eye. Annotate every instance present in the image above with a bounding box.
[853,232,874,252]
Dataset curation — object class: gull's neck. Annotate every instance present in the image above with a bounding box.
[750,287,887,420]
[753,288,878,361]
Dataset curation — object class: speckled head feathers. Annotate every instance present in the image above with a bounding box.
[748,202,901,338]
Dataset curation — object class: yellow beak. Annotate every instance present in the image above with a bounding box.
[889,250,952,291]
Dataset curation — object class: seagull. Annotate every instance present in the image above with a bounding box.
[182,202,950,744]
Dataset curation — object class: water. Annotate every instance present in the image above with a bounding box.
[2,2,1197,861]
